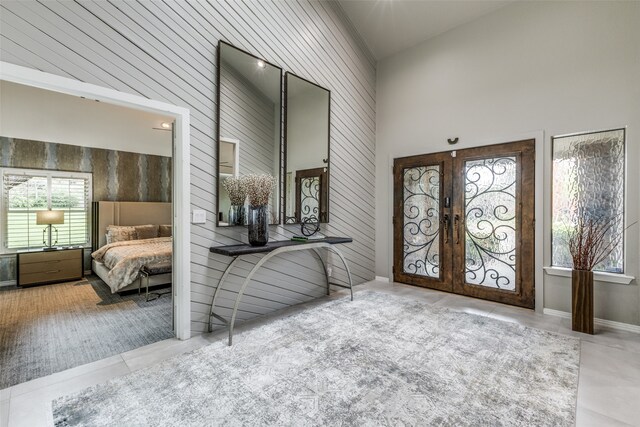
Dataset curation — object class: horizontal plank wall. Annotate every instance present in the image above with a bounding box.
[0,0,376,333]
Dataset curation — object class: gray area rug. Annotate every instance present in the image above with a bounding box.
[0,276,172,388]
[53,291,579,426]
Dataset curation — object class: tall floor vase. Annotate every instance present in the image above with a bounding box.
[571,269,594,334]
[248,204,269,246]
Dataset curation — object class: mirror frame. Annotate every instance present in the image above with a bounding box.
[215,40,284,227]
[283,72,331,225]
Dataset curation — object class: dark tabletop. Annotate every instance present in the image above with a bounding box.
[210,236,352,257]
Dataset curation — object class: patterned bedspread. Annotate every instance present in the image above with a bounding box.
[91,237,172,292]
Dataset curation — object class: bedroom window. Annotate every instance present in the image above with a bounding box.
[1,168,92,252]
[551,129,625,273]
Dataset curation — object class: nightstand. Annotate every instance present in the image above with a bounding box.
[17,248,84,287]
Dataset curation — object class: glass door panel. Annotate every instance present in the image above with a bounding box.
[402,165,441,278]
[463,157,517,290]
[393,152,453,291]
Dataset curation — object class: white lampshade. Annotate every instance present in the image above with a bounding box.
[36,210,64,225]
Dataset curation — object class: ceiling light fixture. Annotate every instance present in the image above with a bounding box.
[160,122,172,129]
[257,60,266,69]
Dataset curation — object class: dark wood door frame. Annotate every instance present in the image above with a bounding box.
[393,152,453,292]
[294,167,328,223]
[451,140,535,308]
[392,140,535,309]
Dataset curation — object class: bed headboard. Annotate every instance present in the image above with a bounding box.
[92,201,172,251]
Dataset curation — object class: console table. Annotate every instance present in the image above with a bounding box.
[209,237,354,345]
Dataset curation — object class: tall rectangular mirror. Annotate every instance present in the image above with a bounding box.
[216,41,282,226]
[284,73,331,224]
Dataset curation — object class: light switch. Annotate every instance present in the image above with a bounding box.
[192,210,207,224]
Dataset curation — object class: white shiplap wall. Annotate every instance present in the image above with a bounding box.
[0,0,376,334]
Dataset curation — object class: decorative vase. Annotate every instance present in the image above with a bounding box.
[248,204,269,246]
[228,205,245,226]
[571,269,594,334]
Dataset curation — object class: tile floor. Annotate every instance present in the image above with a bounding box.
[1,280,639,427]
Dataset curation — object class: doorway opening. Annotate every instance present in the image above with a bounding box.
[0,62,191,388]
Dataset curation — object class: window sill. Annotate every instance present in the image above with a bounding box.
[544,267,635,285]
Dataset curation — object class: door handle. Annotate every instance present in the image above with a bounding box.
[454,214,460,244]
[442,214,450,243]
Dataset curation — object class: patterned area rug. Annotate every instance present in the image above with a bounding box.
[53,291,579,426]
[0,276,172,388]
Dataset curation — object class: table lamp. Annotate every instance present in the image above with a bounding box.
[36,210,64,250]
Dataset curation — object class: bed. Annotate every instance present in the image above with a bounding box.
[91,201,173,293]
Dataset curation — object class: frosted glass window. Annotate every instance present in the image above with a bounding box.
[552,129,625,273]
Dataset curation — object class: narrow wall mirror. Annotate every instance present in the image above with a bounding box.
[284,73,330,224]
[216,41,282,226]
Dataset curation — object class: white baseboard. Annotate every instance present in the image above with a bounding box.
[375,276,390,283]
[543,308,640,334]
[0,280,16,287]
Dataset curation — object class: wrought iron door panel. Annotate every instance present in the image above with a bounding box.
[300,176,320,221]
[402,165,441,278]
[393,140,535,309]
[463,156,517,290]
[393,153,453,291]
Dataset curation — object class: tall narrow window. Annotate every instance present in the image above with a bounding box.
[1,168,92,251]
[552,129,625,273]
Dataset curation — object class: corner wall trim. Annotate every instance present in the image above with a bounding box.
[543,308,640,334]
[375,276,390,283]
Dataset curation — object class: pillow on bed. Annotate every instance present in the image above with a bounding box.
[134,224,159,240]
[106,225,137,244]
[159,224,172,237]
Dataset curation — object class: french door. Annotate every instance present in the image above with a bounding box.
[393,140,535,308]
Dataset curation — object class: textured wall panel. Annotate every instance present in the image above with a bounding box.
[0,0,376,334]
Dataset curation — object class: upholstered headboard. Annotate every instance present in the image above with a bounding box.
[92,201,172,251]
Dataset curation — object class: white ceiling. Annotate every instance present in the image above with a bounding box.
[0,81,173,157]
[337,0,514,60]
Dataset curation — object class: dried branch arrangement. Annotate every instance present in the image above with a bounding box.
[242,174,276,206]
[222,176,247,205]
[568,214,622,271]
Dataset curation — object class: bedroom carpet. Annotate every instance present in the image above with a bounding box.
[53,291,580,426]
[0,276,172,389]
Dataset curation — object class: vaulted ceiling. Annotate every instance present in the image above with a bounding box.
[337,0,514,60]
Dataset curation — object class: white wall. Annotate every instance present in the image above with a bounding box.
[0,81,173,156]
[376,1,640,324]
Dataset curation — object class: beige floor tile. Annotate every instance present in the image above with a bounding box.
[577,365,640,426]
[0,400,9,427]
[8,361,130,427]
[576,405,633,427]
[122,336,211,371]
[10,354,125,398]
[580,341,640,381]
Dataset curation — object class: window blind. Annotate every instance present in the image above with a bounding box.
[1,169,92,251]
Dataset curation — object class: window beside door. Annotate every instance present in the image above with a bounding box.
[551,129,625,273]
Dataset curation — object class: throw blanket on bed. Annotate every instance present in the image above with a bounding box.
[92,237,172,292]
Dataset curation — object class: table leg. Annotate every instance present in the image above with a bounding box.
[208,256,239,332]
[326,246,354,301]
[311,248,330,295]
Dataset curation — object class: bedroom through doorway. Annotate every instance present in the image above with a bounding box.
[0,74,184,389]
